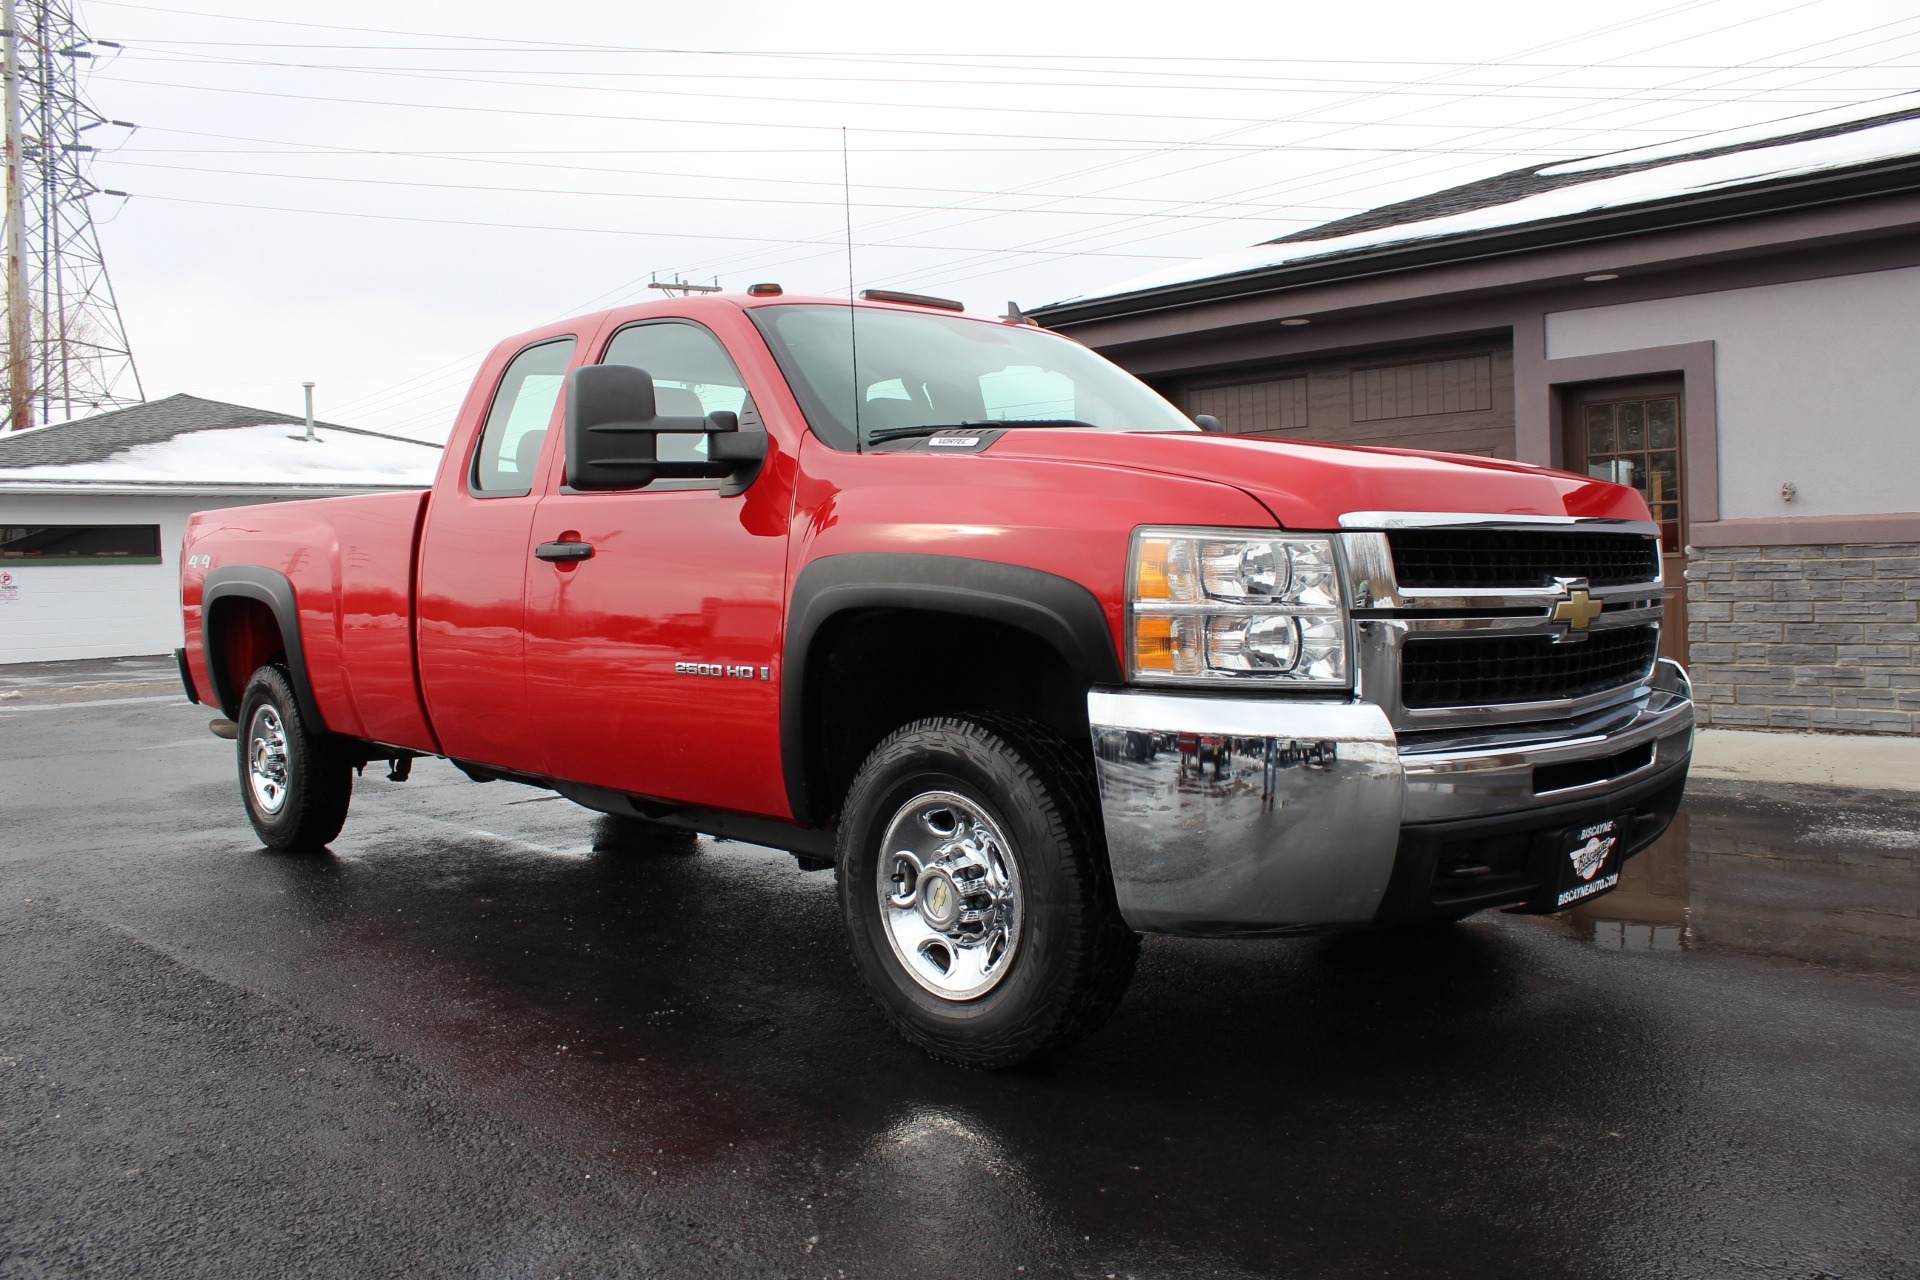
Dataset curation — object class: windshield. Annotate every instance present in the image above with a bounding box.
[750,303,1199,450]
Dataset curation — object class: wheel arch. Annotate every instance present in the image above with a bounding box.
[202,565,328,730]
[783,553,1122,826]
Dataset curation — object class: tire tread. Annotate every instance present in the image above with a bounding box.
[836,714,1138,1068]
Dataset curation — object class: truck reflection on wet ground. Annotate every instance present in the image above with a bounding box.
[234,770,1918,1276]
[6,697,1920,1277]
[1558,779,1920,971]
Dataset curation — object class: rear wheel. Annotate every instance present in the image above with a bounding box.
[237,665,351,851]
[836,716,1138,1069]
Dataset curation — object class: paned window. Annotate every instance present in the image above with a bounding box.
[0,524,162,563]
[1582,397,1682,550]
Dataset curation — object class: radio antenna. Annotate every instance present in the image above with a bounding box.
[843,127,861,451]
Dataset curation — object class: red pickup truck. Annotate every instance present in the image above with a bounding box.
[177,290,1693,1067]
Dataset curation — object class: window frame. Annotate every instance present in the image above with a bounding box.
[466,334,579,500]
[558,317,765,496]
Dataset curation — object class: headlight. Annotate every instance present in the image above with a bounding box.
[1129,528,1349,686]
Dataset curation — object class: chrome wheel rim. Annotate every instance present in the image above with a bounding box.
[246,704,291,815]
[876,790,1022,1001]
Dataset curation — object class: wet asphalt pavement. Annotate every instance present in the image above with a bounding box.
[2,660,1918,1279]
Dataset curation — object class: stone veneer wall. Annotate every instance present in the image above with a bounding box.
[1685,541,1920,734]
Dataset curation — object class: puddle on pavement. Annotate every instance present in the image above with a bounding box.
[1546,779,1920,973]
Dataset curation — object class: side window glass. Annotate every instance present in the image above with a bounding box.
[600,322,759,471]
[472,337,576,494]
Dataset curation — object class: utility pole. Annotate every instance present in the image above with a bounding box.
[3,0,30,433]
[0,0,139,432]
[646,273,722,298]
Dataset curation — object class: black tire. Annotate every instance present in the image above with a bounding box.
[237,664,352,851]
[835,715,1139,1069]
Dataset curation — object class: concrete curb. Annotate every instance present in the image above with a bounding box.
[1692,728,1920,793]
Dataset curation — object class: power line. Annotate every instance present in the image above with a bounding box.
[97,159,1367,223]
[88,73,1681,151]
[883,3,1908,292]
[124,191,1195,259]
[114,47,1917,108]
[665,0,1759,289]
[75,0,1920,70]
[108,131,1371,214]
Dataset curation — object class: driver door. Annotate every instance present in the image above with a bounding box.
[523,318,792,817]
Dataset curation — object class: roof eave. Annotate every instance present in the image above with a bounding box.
[1033,154,1920,328]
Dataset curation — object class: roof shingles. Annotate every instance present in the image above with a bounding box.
[0,393,429,468]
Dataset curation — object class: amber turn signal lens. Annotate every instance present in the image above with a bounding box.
[1132,615,1200,675]
[1134,615,1176,670]
[1135,538,1171,601]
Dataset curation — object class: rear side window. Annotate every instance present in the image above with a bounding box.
[472,337,576,494]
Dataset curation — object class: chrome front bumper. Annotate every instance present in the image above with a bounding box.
[1088,660,1694,936]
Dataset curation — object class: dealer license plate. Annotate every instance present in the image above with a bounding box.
[1555,817,1624,909]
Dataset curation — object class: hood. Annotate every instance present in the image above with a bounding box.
[982,430,1647,528]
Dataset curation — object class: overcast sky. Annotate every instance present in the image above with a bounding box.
[71,0,1920,440]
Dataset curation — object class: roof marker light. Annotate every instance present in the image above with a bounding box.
[746,282,783,296]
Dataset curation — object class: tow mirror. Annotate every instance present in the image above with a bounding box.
[564,364,767,492]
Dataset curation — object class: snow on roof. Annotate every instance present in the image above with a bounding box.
[1053,96,1920,306]
[0,422,440,488]
[0,393,441,489]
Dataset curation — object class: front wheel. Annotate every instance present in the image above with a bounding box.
[835,716,1139,1069]
[237,664,352,851]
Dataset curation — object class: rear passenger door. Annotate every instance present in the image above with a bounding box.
[523,319,791,816]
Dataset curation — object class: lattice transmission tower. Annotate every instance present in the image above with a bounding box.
[3,0,141,432]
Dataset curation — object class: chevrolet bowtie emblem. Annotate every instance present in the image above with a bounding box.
[1551,588,1604,631]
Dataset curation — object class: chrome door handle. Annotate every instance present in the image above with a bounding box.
[533,541,594,562]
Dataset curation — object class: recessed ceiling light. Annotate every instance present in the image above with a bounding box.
[1584,273,1620,282]
[1280,316,1311,326]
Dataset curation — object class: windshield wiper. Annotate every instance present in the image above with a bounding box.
[865,419,1093,445]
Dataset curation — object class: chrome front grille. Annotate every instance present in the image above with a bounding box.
[1339,514,1665,731]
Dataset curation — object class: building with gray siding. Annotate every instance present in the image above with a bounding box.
[1033,101,1920,735]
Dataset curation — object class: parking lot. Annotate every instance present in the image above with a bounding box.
[3,659,1918,1279]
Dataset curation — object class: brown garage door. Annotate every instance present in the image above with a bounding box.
[1183,345,1515,458]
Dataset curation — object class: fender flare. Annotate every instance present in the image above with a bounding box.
[781,552,1122,824]
[201,565,329,731]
